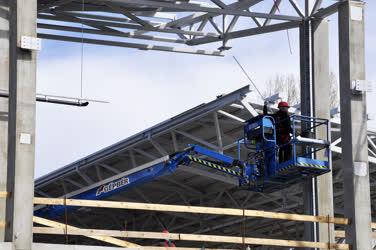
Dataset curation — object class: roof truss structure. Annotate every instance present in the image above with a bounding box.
[33,86,376,248]
[36,0,341,56]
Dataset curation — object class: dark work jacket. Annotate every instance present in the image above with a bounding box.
[263,105,292,145]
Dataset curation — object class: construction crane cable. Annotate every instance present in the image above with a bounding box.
[272,0,293,55]
[232,56,265,100]
[80,0,85,98]
[286,29,293,55]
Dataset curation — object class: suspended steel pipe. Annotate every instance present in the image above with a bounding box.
[0,92,90,107]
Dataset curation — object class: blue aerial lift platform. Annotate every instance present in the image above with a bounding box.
[241,114,330,192]
[35,114,331,218]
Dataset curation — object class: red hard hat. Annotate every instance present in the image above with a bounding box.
[278,101,289,108]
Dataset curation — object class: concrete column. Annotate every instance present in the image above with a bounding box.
[0,0,9,242]
[7,0,37,249]
[311,19,335,244]
[338,1,372,249]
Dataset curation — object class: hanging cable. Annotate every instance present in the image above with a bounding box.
[80,0,85,98]
[286,29,293,55]
[272,0,293,55]
[232,56,265,100]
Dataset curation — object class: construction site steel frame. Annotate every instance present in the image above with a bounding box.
[0,0,373,250]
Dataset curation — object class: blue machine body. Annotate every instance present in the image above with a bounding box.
[35,115,331,217]
[242,114,330,192]
[35,146,248,218]
[34,160,177,218]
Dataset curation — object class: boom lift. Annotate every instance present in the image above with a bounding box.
[242,114,330,192]
[35,114,331,218]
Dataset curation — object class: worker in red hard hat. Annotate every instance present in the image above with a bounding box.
[161,229,176,247]
[264,101,293,163]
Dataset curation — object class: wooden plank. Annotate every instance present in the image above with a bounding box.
[335,230,376,238]
[32,216,139,248]
[33,197,349,225]
[0,191,9,198]
[33,226,350,249]
[243,210,348,225]
[335,230,345,238]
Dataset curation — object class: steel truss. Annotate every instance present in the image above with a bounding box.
[37,0,341,56]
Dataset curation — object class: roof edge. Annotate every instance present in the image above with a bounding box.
[35,85,250,188]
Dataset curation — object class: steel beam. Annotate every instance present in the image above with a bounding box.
[99,163,121,174]
[311,0,323,14]
[263,0,281,26]
[59,11,176,22]
[77,169,94,185]
[38,13,217,38]
[313,1,343,19]
[95,166,103,181]
[133,148,157,160]
[338,1,372,249]
[213,113,223,153]
[107,0,302,22]
[165,0,262,29]
[171,132,179,152]
[129,150,137,168]
[64,178,84,189]
[37,33,223,57]
[187,21,300,46]
[289,0,305,18]
[299,11,316,246]
[174,130,218,150]
[37,0,74,12]
[37,23,186,44]
[104,2,154,28]
[130,0,262,37]
[217,110,245,123]
[149,138,169,156]
[240,99,258,117]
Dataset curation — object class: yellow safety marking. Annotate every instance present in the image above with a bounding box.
[188,155,242,176]
[298,162,327,169]
[279,162,328,175]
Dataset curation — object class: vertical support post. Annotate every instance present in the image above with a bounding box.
[213,113,223,153]
[4,0,37,249]
[311,18,335,244]
[0,0,10,241]
[299,19,316,246]
[300,21,312,116]
[5,0,17,243]
[338,1,372,249]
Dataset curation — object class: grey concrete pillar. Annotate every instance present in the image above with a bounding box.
[5,0,37,249]
[311,18,335,244]
[338,1,372,249]
[0,0,10,242]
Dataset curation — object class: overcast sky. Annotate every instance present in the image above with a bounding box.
[35,1,376,178]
